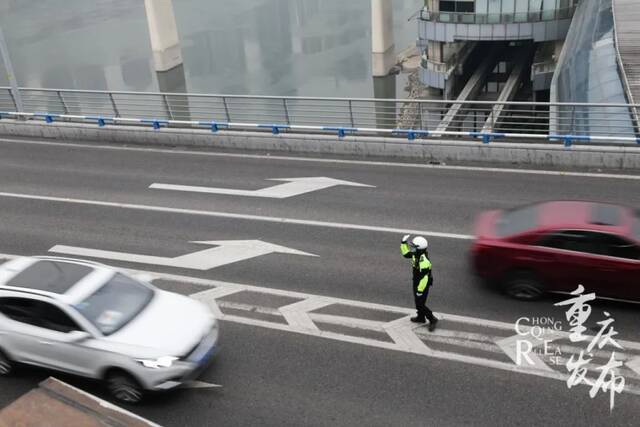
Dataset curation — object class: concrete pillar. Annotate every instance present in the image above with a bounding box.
[371,0,395,77]
[144,0,189,120]
[144,0,183,72]
[373,75,397,128]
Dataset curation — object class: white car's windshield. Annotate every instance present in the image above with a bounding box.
[74,273,154,335]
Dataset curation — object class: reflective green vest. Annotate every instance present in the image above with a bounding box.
[400,243,432,292]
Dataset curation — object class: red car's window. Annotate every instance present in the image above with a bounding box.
[537,230,640,260]
[496,205,538,237]
[537,231,601,255]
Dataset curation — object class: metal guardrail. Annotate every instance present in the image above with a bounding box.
[0,87,639,147]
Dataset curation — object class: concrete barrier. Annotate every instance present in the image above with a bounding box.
[1,119,640,170]
[0,377,161,427]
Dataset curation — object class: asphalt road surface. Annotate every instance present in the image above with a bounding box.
[0,136,639,426]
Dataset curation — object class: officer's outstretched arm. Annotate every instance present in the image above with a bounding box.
[400,242,412,259]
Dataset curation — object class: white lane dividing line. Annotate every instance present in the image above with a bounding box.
[3,137,640,181]
[0,192,473,240]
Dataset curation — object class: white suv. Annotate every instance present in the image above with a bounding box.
[0,256,219,403]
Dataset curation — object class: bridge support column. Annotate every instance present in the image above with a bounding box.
[144,0,189,120]
[371,0,395,77]
[144,0,183,72]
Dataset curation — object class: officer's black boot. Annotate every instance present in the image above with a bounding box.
[428,317,438,332]
[410,316,426,323]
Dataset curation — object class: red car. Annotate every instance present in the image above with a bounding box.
[471,201,640,301]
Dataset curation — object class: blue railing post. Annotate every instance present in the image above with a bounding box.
[469,132,504,144]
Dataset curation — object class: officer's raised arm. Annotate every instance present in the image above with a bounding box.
[400,234,412,258]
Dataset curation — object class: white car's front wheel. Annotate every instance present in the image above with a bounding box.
[106,370,144,403]
[0,349,13,375]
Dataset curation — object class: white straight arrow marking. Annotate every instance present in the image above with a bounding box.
[49,240,317,271]
[149,177,375,199]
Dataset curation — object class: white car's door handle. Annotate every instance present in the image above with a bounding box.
[38,340,52,345]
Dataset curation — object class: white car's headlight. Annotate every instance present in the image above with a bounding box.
[136,356,178,369]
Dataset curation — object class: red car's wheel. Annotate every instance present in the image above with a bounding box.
[503,271,544,300]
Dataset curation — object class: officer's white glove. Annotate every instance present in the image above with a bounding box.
[416,292,423,297]
[402,234,410,243]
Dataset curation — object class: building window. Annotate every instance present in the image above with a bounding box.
[457,2,475,12]
[440,1,456,12]
[439,1,475,13]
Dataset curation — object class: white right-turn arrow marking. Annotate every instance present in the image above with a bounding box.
[150,177,374,199]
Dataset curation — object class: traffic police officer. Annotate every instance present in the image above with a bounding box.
[400,234,438,331]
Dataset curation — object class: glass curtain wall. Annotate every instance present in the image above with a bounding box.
[551,0,635,138]
[432,0,574,23]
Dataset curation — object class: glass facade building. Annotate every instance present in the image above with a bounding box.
[550,0,635,137]
[419,0,576,92]
[423,0,576,24]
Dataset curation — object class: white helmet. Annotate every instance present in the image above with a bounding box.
[411,236,428,251]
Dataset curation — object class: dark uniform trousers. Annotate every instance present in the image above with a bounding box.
[413,276,436,323]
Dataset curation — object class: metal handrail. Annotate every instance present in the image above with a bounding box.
[8,86,640,108]
[1,86,639,147]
